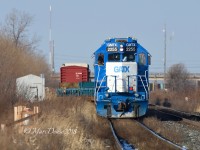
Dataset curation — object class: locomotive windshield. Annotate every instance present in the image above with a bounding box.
[122,53,135,62]
[108,53,120,61]
[108,53,135,62]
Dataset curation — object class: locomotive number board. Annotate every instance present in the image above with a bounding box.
[125,43,137,52]
[106,46,118,52]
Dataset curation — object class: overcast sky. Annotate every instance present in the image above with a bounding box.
[1,0,200,73]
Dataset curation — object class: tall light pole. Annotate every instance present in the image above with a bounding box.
[163,24,167,89]
[49,5,55,74]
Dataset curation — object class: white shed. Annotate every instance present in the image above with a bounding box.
[16,74,45,101]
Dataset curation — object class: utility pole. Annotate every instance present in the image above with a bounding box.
[163,24,167,89]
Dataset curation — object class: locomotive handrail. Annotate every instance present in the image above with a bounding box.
[97,76,107,92]
[107,74,148,99]
[138,75,148,100]
[94,64,101,103]
[126,74,148,100]
[144,70,149,99]
[145,70,149,88]
[110,75,119,93]
[94,65,106,103]
[145,70,149,99]
[95,65,149,101]
[95,65,108,102]
[96,75,107,102]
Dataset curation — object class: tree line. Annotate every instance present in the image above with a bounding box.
[0,9,51,118]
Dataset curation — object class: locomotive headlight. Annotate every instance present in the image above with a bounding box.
[105,93,109,98]
[134,93,139,97]
[120,44,123,51]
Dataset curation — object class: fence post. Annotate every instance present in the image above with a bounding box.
[1,124,5,131]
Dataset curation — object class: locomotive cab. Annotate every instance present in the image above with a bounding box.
[94,37,151,118]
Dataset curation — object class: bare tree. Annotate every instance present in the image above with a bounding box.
[1,9,38,48]
[166,63,192,92]
[0,10,50,118]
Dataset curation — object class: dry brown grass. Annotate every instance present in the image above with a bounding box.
[112,119,179,150]
[196,105,200,113]
[150,89,200,113]
[142,117,182,144]
[0,33,50,125]
[0,96,115,150]
[59,83,79,88]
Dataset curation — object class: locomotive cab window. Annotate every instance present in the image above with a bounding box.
[122,53,135,62]
[148,54,151,65]
[98,54,104,65]
[108,53,120,62]
[138,53,146,65]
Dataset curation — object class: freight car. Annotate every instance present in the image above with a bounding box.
[60,63,90,83]
[57,63,95,96]
[57,81,95,97]
[94,37,151,118]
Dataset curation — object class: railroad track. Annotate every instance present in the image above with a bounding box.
[108,119,135,150]
[145,104,200,149]
[149,104,200,128]
[149,104,200,120]
[133,119,183,150]
[108,119,186,150]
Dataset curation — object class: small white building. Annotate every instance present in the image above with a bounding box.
[16,74,45,101]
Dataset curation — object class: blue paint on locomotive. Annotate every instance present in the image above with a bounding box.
[93,37,151,118]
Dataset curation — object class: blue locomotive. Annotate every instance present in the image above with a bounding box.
[94,37,151,118]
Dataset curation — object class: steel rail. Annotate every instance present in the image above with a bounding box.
[149,104,200,123]
[153,108,200,128]
[108,119,135,150]
[108,120,124,150]
[134,119,183,150]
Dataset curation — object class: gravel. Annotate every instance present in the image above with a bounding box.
[163,121,200,150]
